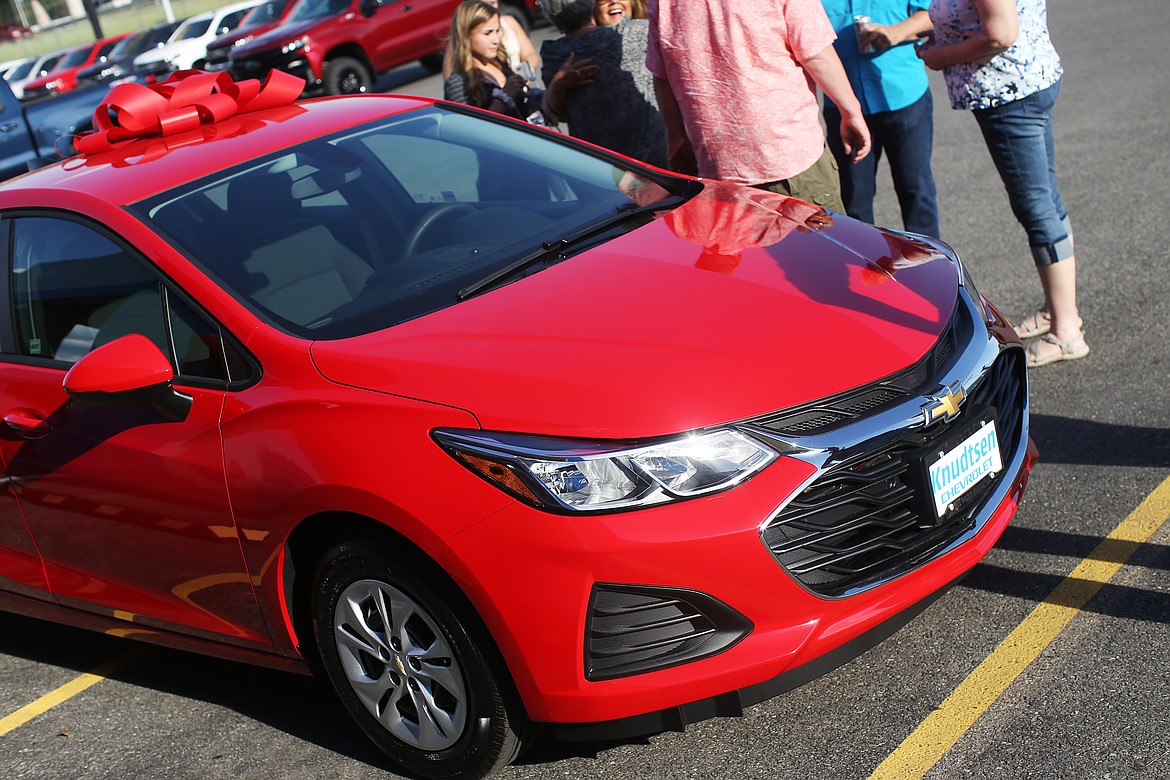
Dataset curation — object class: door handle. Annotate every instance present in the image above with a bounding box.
[3,408,50,439]
[0,122,19,133]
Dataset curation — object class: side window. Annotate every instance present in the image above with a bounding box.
[220,10,249,33]
[12,217,164,363]
[9,217,239,382]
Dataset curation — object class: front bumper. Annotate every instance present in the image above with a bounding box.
[432,288,1034,729]
[230,51,320,92]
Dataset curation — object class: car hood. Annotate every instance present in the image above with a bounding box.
[207,21,279,52]
[234,18,332,57]
[135,39,205,66]
[311,183,959,439]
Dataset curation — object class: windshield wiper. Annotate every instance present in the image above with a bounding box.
[457,197,683,301]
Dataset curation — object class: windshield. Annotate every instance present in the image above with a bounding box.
[56,46,91,69]
[175,18,212,40]
[5,59,35,81]
[243,0,291,25]
[288,0,350,23]
[34,53,65,76]
[109,30,150,58]
[138,107,691,340]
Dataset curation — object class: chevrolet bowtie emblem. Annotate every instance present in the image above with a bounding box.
[923,381,966,426]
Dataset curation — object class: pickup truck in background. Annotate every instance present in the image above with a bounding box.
[228,0,540,96]
[0,75,114,180]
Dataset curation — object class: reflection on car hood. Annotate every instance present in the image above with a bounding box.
[311,184,959,439]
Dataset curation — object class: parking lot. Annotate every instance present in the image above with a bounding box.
[2,0,1168,777]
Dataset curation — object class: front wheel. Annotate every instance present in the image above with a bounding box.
[322,56,373,95]
[312,540,524,779]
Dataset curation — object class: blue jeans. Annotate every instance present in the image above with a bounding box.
[824,89,940,238]
[973,78,1072,266]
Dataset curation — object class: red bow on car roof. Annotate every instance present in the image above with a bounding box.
[75,69,304,155]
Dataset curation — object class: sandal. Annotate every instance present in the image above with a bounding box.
[1026,332,1090,368]
[1014,310,1083,339]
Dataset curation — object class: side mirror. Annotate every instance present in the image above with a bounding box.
[63,334,192,421]
[359,0,383,18]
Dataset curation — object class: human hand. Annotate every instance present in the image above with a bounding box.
[916,40,945,70]
[840,114,872,164]
[502,73,527,101]
[859,24,899,51]
[555,52,597,88]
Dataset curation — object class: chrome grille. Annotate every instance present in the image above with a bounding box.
[760,348,1026,597]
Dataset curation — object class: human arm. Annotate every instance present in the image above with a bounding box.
[917,0,1019,70]
[800,44,872,163]
[443,72,470,104]
[503,16,540,75]
[859,10,933,51]
[540,52,596,124]
[652,75,698,176]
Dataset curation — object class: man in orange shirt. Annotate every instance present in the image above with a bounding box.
[647,0,871,212]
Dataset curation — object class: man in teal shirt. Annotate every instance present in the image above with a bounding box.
[821,1,939,236]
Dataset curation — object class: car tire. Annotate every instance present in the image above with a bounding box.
[419,52,444,73]
[311,539,524,780]
[322,56,372,95]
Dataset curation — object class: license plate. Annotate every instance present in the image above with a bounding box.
[926,416,1002,518]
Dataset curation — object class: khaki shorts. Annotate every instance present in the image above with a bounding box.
[754,146,845,213]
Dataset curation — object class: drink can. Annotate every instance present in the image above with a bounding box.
[854,15,875,54]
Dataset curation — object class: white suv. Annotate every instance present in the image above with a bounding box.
[134,0,260,79]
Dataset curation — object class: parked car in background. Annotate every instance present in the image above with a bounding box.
[203,0,297,72]
[0,79,1034,779]
[6,48,70,100]
[228,0,459,95]
[0,57,32,78]
[21,34,128,101]
[74,19,185,88]
[3,56,36,83]
[0,22,32,41]
[0,73,127,179]
[134,0,260,81]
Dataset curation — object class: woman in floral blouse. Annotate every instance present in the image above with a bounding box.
[919,0,1087,367]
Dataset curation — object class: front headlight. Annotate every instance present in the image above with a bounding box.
[434,428,778,513]
[281,36,310,55]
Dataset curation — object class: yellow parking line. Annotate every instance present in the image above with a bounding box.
[869,473,1170,780]
[0,648,146,737]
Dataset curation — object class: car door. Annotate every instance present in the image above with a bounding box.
[0,92,35,181]
[368,0,456,71]
[0,212,272,649]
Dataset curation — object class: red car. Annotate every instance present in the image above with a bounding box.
[0,74,1034,779]
[20,33,127,100]
[0,22,32,41]
[201,0,299,72]
[228,0,461,94]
